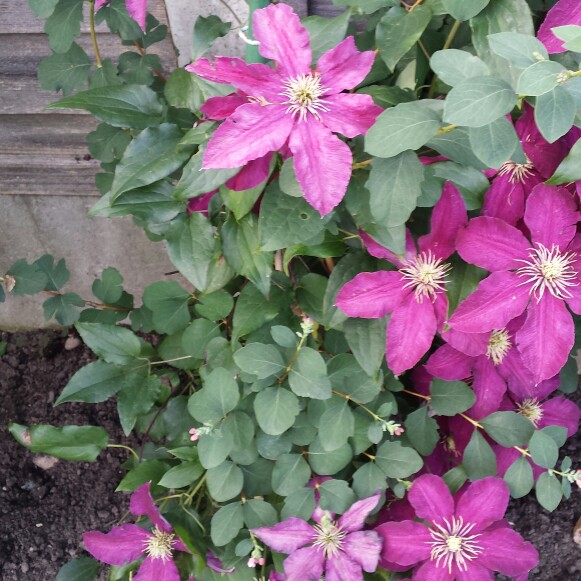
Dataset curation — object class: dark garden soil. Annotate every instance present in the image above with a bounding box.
[1,329,581,580]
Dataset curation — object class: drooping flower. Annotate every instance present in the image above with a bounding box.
[537,0,581,53]
[83,482,189,580]
[377,475,538,579]
[186,3,382,216]
[448,184,581,383]
[252,494,382,581]
[336,182,467,375]
[95,0,147,30]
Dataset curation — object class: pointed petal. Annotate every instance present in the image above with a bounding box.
[325,551,364,581]
[516,295,574,383]
[456,217,530,271]
[498,347,555,400]
[360,231,405,268]
[130,482,171,532]
[289,120,352,216]
[318,36,376,92]
[442,328,490,357]
[539,397,581,436]
[478,527,539,576]
[252,518,315,553]
[482,173,526,226]
[414,558,455,581]
[342,531,382,572]
[471,357,507,420]
[425,344,473,381]
[320,93,382,138]
[186,58,282,100]
[225,153,273,191]
[447,272,530,333]
[376,520,432,567]
[418,182,467,260]
[134,556,180,581]
[283,546,325,581]
[126,0,147,30]
[455,477,509,532]
[203,103,293,169]
[200,93,248,120]
[338,493,381,532]
[83,525,147,566]
[408,474,454,525]
[433,291,449,329]
[537,0,581,53]
[524,184,579,250]
[253,3,311,76]
[455,563,494,580]
[387,293,437,376]
[336,271,407,318]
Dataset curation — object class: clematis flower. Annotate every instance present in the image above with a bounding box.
[448,184,581,383]
[336,182,467,376]
[377,474,538,579]
[83,482,189,580]
[252,493,382,581]
[186,3,382,216]
[95,0,147,30]
[537,0,581,53]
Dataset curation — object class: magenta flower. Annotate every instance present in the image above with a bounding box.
[186,3,382,216]
[83,482,189,580]
[96,0,147,30]
[448,184,581,383]
[377,475,538,579]
[252,494,382,581]
[538,0,581,53]
[336,182,467,375]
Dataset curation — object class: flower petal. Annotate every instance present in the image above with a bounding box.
[360,229,416,267]
[387,293,437,376]
[200,93,248,120]
[289,119,352,216]
[456,217,530,271]
[252,518,315,554]
[225,153,273,191]
[126,0,147,30]
[318,36,376,92]
[418,182,467,260]
[455,477,509,533]
[455,562,495,580]
[447,272,530,334]
[130,482,172,532]
[376,520,432,568]
[482,173,526,227]
[203,103,293,169]
[342,531,382,572]
[320,93,382,138]
[478,526,539,576]
[442,329,490,357]
[338,493,381,532]
[325,551,364,581]
[408,474,454,525]
[539,396,581,436]
[425,344,473,381]
[537,0,581,53]
[516,294,574,383]
[413,558,455,581]
[134,556,180,581]
[471,357,507,420]
[253,3,311,77]
[524,184,579,251]
[83,525,148,566]
[283,546,325,581]
[336,271,407,318]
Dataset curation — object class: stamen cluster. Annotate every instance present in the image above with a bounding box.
[280,73,331,121]
[143,528,175,561]
[486,329,511,365]
[400,251,452,302]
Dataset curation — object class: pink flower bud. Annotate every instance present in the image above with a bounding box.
[247,557,257,568]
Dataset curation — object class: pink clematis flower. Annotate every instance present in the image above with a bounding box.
[537,0,581,53]
[252,494,382,581]
[377,475,538,579]
[95,0,147,30]
[186,3,382,216]
[83,482,189,580]
[448,184,581,383]
[336,182,467,376]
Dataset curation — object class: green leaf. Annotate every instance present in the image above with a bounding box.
[211,503,244,546]
[182,319,221,359]
[34,255,70,291]
[303,10,350,63]
[516,60,566,97]
[427,127,488,169]
[319,401,355,452]
[289,347,332,400]
[343,318,386,377]
[117,374,161,435]
[529,429,559,469]
[56,556,99,581]
[281,488,316,521]
[442,0,489,20]
[328,355,382,404]
[92,267,123,304]
[504,456,534,498]
[75,322,141,365]
[546,137,581,185]
[234,343,285,379]
[319,480,357,514]
[195,290,233,321]
[376,6,432,72]
[481,411,535,447]
[404,406,439,456]
[430,379,475,416]
[223,411,255,453]
[446,259,487,313]
[44,0,83,53]
[188,367,239,424]
[116,460,168,491]
[468,117,519,168]
[143,280,191,335]
[197,429,234,469]
[254,388,300,436]
[365,101,441,159]
[553,25,581,51]
[272,454,311,496]
[443,77,517,127]
[43,293,84,325]
[9,423,108,462]
[536,471,562,511]
[89,58,122,89]
[242,499,278,528]
[431,161,489,210]
[207,461,244,501]
[462,430,496,480]
[47,85,165,129]
[352,463,389,498]
[165,68,233,113]
[534,86,576,143]
[559,356,579,394]
[443,466,468,493]
[7,259,48,295]
[430,49,490,87]
[221,184,264,221]
[98,0,142,40]
[366,152,424,227]
[192,14,231,60]
[158,461,204,488]
[271,326,299,349]
[488,32,549,68]
[375,441,423,478]
[308,439,352,475]
[29,0,59,18]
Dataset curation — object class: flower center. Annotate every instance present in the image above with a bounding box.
[515,243,578,301]
[486,329,511,365]
[280,73,330,121]
[399,251,451,302]
[517,398,543,427]
[497,159,534,184]
[143,528,175,561]
[312,519,347,557]
[428,516,482,573]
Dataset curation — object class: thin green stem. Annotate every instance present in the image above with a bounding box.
[89,0,103,68]
[107,444,139,462]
